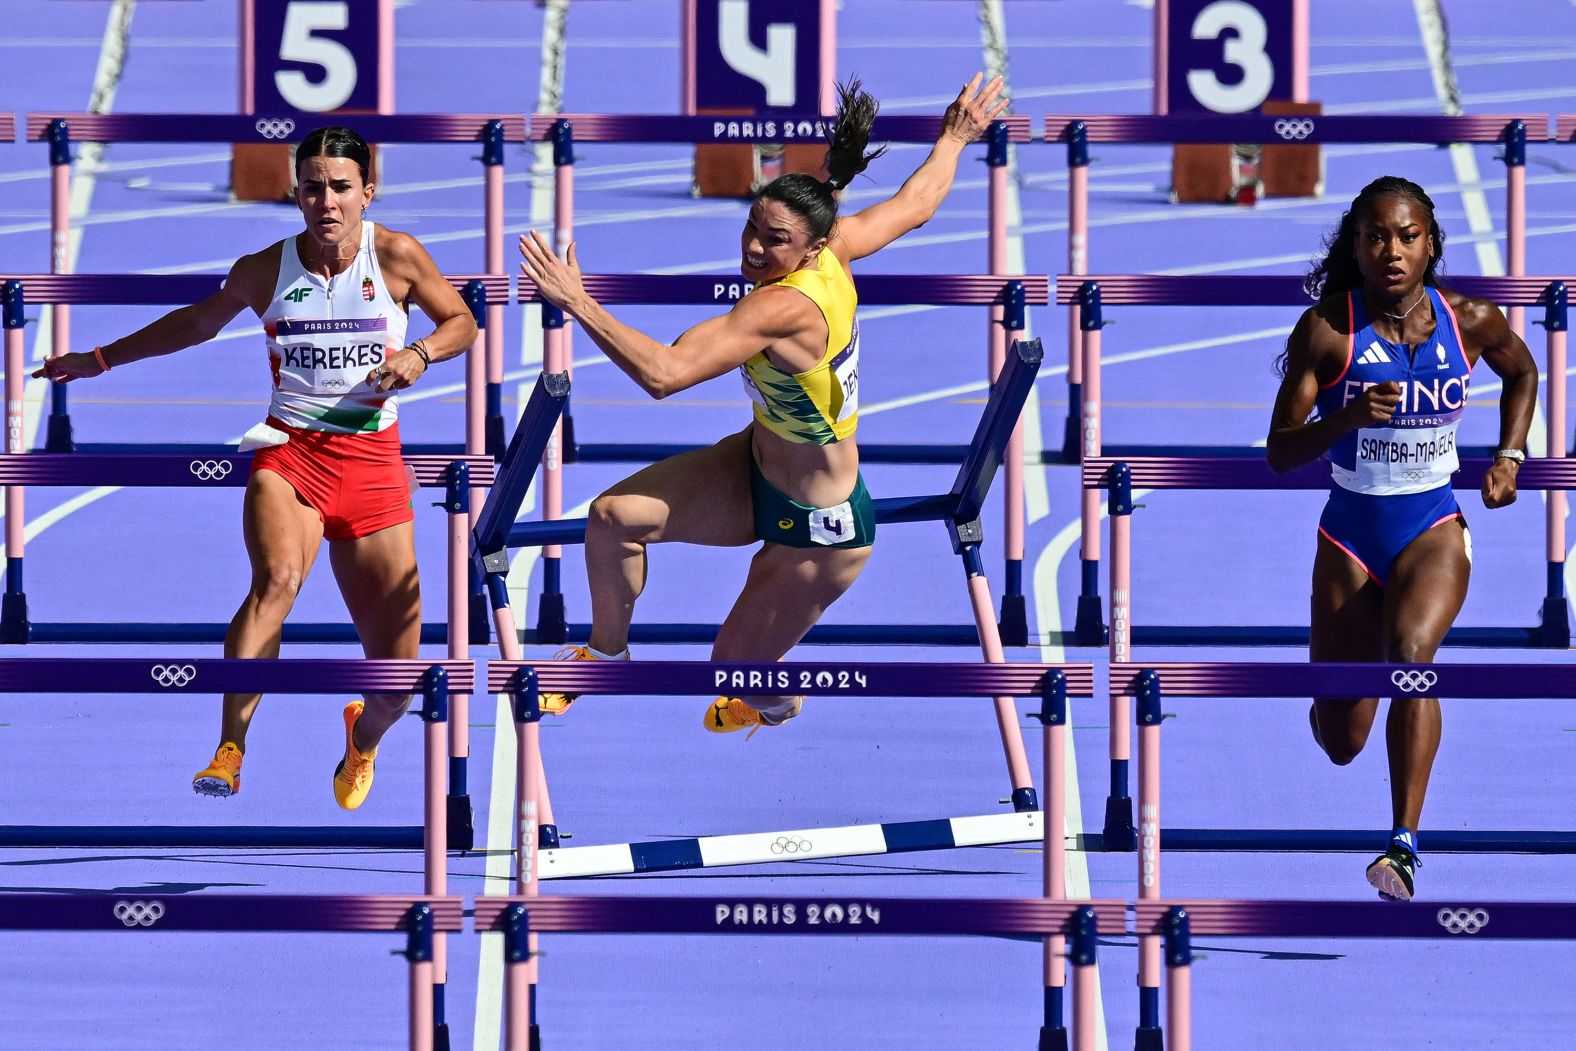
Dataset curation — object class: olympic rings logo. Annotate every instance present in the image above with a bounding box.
[1403,469,1428,482]
[1391,669,1438,694]
[255,118,297,140]
[150,664,197,688]
[1437,907,1489,934]
[114,900,165,928]
[189,460,233,482]
[1273,118,1315,141]
[769,835,813,855]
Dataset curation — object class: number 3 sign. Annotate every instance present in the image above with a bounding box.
[1165,0,1294,114]
[246,0,390,114]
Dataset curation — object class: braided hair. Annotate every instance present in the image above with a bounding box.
[753,79,889,241]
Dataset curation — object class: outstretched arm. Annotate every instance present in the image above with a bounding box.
[32,252,266,382]
[519,231,813,400]
[827,73,1009,264]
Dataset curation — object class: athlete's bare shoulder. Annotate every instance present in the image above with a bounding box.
[224,241,285,314]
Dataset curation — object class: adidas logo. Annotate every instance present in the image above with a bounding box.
[282,287,313,303]
[1356,342,1391,366]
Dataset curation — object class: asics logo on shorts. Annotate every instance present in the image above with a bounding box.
[150,664,198,688]
[255,118,297,140]
[189,459,233,482]
[1391,669,1438,694]
[770,835,812,855]
[114,900,165,927]
[1274,118,1315,140]
[1436,907,1489,934]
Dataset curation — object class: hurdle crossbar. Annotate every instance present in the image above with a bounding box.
[1061,275,1570,651]
[21,110,523,457]
[0,893,461,1051]
[1116,661,1576,1048]
[486,339,1044,651]
[1137,898,1576,1049]
[0,114,15,141]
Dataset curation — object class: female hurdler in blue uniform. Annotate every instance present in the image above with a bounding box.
[1267,176,1538,900]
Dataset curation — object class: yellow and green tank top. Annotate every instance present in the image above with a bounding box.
[738,248,859,444]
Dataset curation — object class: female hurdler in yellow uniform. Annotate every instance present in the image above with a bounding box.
[518,74,1008,732]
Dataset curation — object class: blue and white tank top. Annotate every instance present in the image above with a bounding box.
[1314,286,1472,496]
[262,222,407,434]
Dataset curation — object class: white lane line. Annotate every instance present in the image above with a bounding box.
[476,3,568,1047]
[984,2,1107,1045]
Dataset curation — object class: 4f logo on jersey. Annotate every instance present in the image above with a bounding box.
[283,287,313,303]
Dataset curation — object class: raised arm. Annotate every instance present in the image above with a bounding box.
[368,229,479,392]
[32,251,268,383]
[519,231,813,400]
[1265,305,1400,473]
[1455,293,1537,508]
[827,73,1009,264]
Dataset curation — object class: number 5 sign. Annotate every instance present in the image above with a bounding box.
[1158,0,1307,114]
[242,0,392,114]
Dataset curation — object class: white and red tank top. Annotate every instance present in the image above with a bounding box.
[261,221,407,434]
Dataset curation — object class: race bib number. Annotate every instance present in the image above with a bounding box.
[809,501,855,546]
[740,365,768,410]
[831,329,859,423]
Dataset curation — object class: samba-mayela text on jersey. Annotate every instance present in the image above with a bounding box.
[262,221,407,433]
[1314,286,1472,495]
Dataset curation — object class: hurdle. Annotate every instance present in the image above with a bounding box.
[486,658,1110,1051]
[1044,113,1549,471]
[20,112,526,455]
[1,275,501,643]
[473,340,1048,837]
[516,273,1049,644]
[1113,660,1576,1048]
[1140,899,1576,1050]
[526,112,1039,639]
[1082,453,1576,854]
[0,893,463,1051]
[0,657,469,1040]
[1063,274,1571,649]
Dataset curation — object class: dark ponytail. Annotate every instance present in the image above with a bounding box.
[754,79,889,241]
[295,125,372,184]
[1275,175,1448,376]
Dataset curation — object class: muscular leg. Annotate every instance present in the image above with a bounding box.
[329,520,422,753]
[1309,534,1384,764]
[711,542,872,718]
[1380,519,1469,831]
[220,470,324,749]
[584,427,756,653]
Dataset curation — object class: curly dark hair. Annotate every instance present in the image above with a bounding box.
[1275,176,1448,376]
[753,78,890,242]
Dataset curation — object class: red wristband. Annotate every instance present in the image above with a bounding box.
[93,346,111,373]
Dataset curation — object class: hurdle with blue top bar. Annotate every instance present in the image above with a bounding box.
[517,273,1049,644]
[495,657,1099,1051]
[1139,899,1576,1051]
[20,112,525,456]
[473,339,1047,839]
[1114,660,1576,1049]
[1044,113,1550,473]
[0,893,463,1051]
[0,657,469,1040]
[527,112,1041,644]
[1060,273,1570,650]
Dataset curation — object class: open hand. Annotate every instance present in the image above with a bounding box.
[939,73,1010,146]
[519,230,585,312]
[31,351,104,383]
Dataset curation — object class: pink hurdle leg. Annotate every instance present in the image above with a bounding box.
[494,602,555,832]
[1507,155,1526,340]
[485,159,505,456]
[1042,698,1068,1043]
[1136,677,1164,1043]
[554,163,575,385]
[423,690,449,995]
[1069,905,1100,1051]
[1065,155,1088,461]
[408,956,435,1051]
[1167,960,1192,1051]
[966,573,1035,802]
[5,321,24,605]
